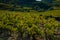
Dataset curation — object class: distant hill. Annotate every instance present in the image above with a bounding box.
[0,0,60,12]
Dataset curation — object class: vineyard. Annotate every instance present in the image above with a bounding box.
[0,10,60,40]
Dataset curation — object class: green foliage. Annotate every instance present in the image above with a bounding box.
[0,10,60,38]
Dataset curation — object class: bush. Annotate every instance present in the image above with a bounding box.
[0,10,59,40]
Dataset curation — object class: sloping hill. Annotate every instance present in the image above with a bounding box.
[0,0,53,12]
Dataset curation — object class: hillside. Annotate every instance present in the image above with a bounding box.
[0,0,57,12]
[0,0,60,40]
